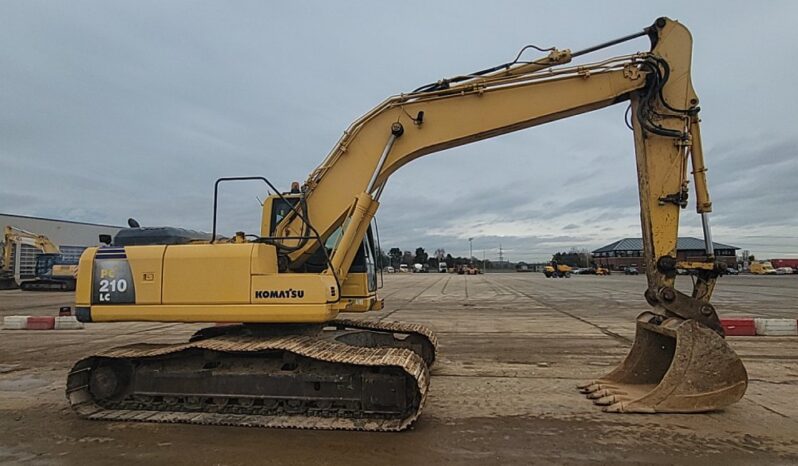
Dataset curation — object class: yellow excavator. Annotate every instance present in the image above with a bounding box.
[0,226,79,291]
[67,18,747,431]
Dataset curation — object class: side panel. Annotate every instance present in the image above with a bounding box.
[340,272,371,298]
[251,243,278,275]
[125,246,167,304]
[78,243,340,323]
[162,244,254,305]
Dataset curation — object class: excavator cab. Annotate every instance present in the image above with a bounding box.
[261,193,381,312]
[33,253,62,280]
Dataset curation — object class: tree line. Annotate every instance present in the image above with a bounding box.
[374,246,596,270]
[376,247,516,270]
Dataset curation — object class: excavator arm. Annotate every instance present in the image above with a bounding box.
[3,226,62,256]
[276,18,722,327]
[1,226,78,291]
[3,225,62,277]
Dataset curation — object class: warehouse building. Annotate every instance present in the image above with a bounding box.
[1,213,123,279]
[592,237,739,271]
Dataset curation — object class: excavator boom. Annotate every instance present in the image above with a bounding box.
[67,17,746,430]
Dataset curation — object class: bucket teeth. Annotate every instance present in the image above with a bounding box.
[578,382,602,394]
[586,388,614,399]
[593,395,621,406]
[601,403,626,413]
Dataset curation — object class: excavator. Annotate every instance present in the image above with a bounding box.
[0,226,79,291]
[66,18,748,431]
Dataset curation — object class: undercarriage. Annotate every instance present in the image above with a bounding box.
[67,319,437,431]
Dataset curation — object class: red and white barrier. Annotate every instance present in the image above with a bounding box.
[55,316,85,330]
[3,315,84,330]
[721,318,756,336]
[721,318,798,336]
[2,316,28,330]
[25,316,55,330]
[754,318,798,336]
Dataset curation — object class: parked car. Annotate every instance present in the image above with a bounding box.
[624,267,639,275]
[725,267,739,275]
[385,266,395,273]
[775,267,794,275]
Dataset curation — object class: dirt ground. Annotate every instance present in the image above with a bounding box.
[1,273,796,465]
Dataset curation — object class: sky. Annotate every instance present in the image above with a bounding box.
[1,1,796,262]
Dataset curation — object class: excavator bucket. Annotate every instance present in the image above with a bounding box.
[578,311,748,413]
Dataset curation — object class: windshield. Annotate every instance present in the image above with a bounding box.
[270,197,300,235]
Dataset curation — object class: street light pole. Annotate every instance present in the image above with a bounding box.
[468,237,473,265]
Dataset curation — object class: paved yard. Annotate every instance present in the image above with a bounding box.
[0,273,796,464]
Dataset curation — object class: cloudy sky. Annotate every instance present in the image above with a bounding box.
[2,1,796,261]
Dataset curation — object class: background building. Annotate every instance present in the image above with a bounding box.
[592,237,738,271]
[1,213,123,279]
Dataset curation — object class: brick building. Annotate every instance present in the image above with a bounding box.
[592,237,738,271]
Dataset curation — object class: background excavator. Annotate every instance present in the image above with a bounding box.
[0,226,79,291]
[66,17,747,431]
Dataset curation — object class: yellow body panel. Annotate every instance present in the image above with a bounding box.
[125,246,166,304]
[75,248,95,306]
[340,272,371,298]
[335,270,381,312]
[76,243,340,322]
[251,243,278,275]
[163,244,254,304]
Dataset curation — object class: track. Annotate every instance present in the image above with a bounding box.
[66,319,437,432]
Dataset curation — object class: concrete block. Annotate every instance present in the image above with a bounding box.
[26,316,55,330]
[3,316,28,330]
[55,316,85,330]
[754,318,798,336]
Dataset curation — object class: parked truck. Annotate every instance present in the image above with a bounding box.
[544,261,572,278]
[771,259,798,272]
